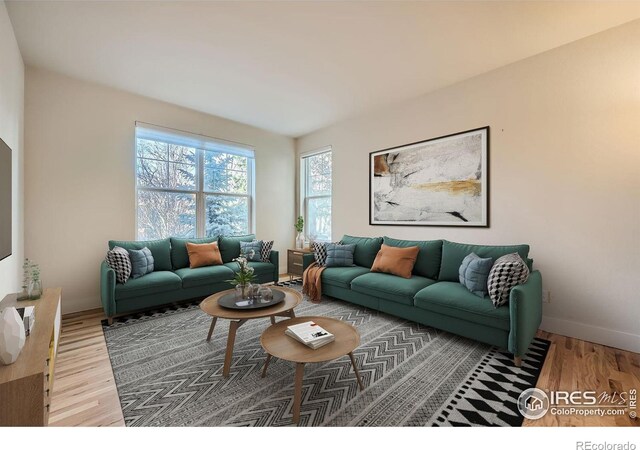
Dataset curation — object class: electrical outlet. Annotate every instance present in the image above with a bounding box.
[542,290,551,303]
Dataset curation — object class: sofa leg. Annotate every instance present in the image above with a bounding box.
[514,356,522,367]
[108,317,113,326]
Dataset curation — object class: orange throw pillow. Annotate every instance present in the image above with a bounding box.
[371,244,419,279]
[186,242,223,268]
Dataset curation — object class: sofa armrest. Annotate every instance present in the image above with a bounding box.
[268,250,279,283]
[508,270,543,358]
[302,253,315,272]
[100,261,116,319]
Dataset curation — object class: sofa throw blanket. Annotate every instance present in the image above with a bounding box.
[302,262,325,303]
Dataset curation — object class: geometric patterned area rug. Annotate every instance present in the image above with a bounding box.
[102,283,549,427]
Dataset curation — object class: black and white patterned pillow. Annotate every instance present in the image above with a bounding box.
[260,240,274,262]
[487,253,530,307]
[312,242,340,267]
[106,246,132,284]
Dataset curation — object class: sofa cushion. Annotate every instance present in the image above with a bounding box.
[414,282,510,330]
[106,246,132,284]
[115,270,182,301]
[325,243,356,267]
[175,265,235,288]
[170,236,218,269]
[240,240,263,261]
[439,240,530,282]
[487,253,530,307]
[350,272,436,305]
[259,240,274,262]
[321,266,370,289]
[383,237,443,279]
[128,247,154,279]
[339,235,383,268]
[219,234,256,263]
[187,242,223,268]
[109,238,172,271]
[371,244,419,279]
[224,261,274,277]
[459,252,493,298]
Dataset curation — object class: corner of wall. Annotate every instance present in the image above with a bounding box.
[0,1,25,300]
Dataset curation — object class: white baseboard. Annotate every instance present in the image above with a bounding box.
[540,316,640,353]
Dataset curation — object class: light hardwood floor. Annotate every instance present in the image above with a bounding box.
[49,308,639,427]
[49,309,124,426]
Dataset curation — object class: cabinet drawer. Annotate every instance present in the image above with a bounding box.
[287,250,308,276]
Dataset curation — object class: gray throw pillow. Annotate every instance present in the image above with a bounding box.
[240,240,263,261]
[325,243,356,267]
[128,247,154,279]
[459,253,493,298]
[487,253,530,307]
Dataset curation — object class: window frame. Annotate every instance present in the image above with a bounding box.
[135,124,255,240]
[300,146,332,242]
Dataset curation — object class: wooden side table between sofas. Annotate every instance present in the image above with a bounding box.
[260,316,365,424]
[287,248,313,280]
[200,286,302,377]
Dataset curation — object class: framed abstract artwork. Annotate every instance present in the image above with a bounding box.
[370,127,489,227]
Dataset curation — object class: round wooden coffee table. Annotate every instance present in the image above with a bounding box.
[200,286,302,378]
[260,316,365,424]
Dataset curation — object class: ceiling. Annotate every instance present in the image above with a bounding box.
[6,1,640,137]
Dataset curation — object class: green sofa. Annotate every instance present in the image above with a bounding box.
[100,234,279,324]
[303,235,542,366]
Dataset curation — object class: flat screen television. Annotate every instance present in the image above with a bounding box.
[0,138,11,262]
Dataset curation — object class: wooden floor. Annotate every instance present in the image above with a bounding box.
[49,308,639,427]
[49,309,125,426]
[523,331,639,427]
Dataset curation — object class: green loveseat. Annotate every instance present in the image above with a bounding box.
[303,235,542,366]
[100,234,279,324]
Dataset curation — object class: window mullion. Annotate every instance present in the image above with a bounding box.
[197,148,204,237]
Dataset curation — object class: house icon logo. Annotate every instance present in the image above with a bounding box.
[517,388,549,420]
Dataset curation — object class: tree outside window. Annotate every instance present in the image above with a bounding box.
[135,128,253,240]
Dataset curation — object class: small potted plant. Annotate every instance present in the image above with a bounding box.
[228,252,256,299]
[295,216,304,249]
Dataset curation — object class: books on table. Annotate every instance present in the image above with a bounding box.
[285,321,335,349]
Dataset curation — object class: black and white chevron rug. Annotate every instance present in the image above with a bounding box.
[102,282,549,427]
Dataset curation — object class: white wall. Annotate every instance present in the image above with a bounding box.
[297,21,640,352]
[25,68,295,314]
[0,2,24,300]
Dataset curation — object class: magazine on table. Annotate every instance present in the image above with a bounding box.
[285,321,335,349]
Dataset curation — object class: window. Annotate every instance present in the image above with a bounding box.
[301,148,332,241]
[135,124,254,240]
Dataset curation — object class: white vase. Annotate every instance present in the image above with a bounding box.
[295,232,305,249]
[0,307,26,365]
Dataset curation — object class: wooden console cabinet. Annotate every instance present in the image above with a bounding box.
[0,288,62,426]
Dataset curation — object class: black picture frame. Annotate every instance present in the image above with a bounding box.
[0,137,12,261]
[369,126,490,228]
